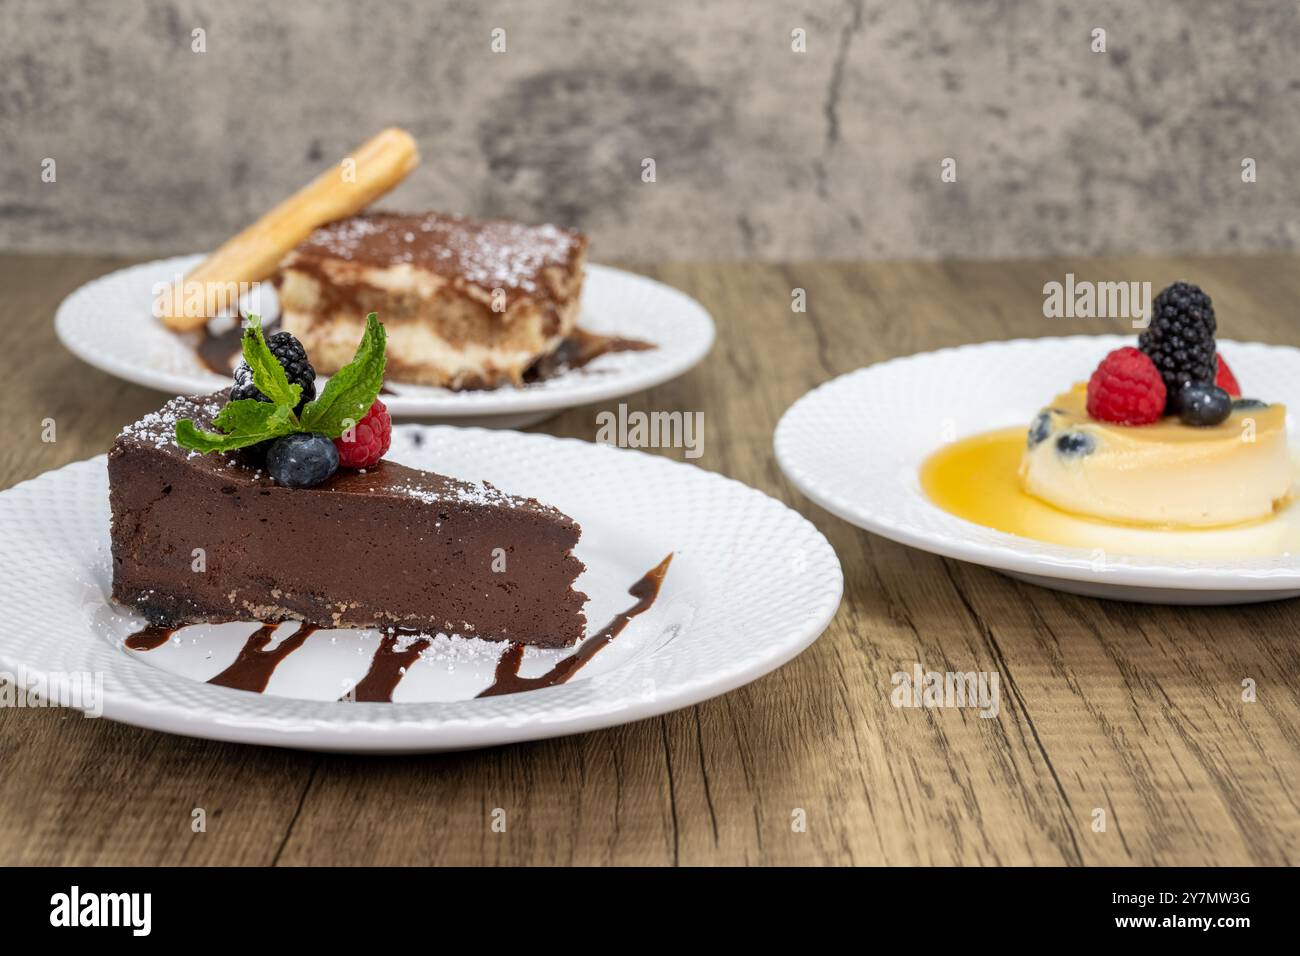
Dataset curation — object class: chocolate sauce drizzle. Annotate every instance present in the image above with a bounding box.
[344,632,432,702]
[207,624,319,693]
[195,323,246,375]
[123,625,174,651]
[523,328,655,383]
[478,553,673,698]
[120,555,671,702]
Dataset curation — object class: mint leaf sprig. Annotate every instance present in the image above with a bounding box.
[299,311,386,437]
[176,401,296,453]
[244,318,302,410]
[175,313,387,454]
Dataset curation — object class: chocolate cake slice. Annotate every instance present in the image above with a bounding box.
[109,393,587,647]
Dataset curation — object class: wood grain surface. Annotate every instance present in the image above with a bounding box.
[0,253,1297,866]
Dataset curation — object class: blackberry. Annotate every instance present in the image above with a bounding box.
[230,330,317,415]
[1138,282,1217,408]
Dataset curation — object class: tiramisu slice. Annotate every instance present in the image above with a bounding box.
[277,211,587,389]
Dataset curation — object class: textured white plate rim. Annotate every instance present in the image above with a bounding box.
[0,428,842,753]
[53,254,716,418]
[774,335,1300,592]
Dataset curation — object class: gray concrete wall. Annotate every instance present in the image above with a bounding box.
[2,0,1297,260]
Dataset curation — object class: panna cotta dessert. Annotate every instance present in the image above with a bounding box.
[1019,384,1289,527]
[922,281,1298,556]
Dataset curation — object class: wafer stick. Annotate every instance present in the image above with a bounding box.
[156,128,420,330]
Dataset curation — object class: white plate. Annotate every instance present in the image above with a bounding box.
[54,254,715,427]
[775,336,1300,605]
[0,427,841,753]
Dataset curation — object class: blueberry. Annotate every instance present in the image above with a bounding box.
[1028,411,1053,448]
[1055,431,1095,457]
[267,433,339,488]
[1232,398,1269,410]
[1176,383,1232,427]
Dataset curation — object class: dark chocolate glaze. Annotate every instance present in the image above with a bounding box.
[124,625,175,651]
[478,554,672,698]
[207,624,318,693]
[345,631,432,702]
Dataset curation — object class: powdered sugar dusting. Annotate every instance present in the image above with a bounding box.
[294,211,582,293]
[392,476,516,508]
[114,393,567,520]
[116,394,222,451]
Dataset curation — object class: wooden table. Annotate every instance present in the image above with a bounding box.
[1,253,1297,866]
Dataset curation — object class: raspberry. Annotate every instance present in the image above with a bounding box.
[333,399,392,469]
[1086,347,1166,425]
[1214,352,1241,398]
